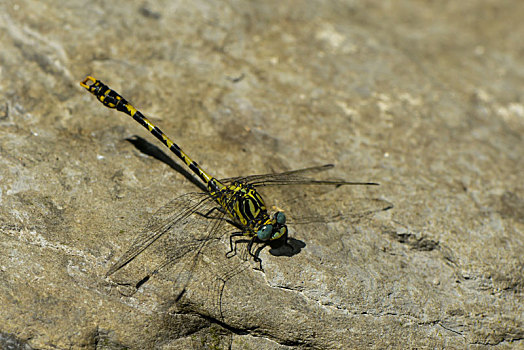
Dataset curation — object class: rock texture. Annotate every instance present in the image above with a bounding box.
[0,1,522,349]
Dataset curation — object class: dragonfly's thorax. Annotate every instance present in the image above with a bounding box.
[211,181,288,242]
[214,181,268,231]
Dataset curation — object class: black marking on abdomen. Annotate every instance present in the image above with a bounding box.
[189,161,201,174]
[170,144,182,158]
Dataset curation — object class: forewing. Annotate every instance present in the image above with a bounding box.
[221,164,377,187]
[220,164,332,185]
[106,192,213,277]
[288,198,393,224]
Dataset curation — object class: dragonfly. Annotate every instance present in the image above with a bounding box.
[80,76,389,284]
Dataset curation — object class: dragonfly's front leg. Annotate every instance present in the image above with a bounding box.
[247,236,264,271]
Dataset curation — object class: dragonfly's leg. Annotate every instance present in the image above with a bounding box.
[200,206,223,219]
[247,237,263,271]
[226,232,244,258]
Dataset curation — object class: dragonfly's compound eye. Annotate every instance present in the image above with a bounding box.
[275,211,286,225]
[257,224,273,241]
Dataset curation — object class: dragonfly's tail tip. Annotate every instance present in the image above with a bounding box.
[80,75,96,89]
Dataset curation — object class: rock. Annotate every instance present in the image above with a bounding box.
[0,1,522,349]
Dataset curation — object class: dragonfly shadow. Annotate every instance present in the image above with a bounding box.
[126,136,207,193]
[269,237,305,257]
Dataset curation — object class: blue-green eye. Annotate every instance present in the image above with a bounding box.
[275,211,286,225]
[257,225,273,241]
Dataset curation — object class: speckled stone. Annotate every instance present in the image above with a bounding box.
[0,1,522,349]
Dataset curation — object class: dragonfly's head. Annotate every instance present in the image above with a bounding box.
[256,211,287,242]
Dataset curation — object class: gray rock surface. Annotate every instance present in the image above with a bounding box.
[0,1,522,349]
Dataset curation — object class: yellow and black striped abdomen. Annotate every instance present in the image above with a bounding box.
[80,76,217,189]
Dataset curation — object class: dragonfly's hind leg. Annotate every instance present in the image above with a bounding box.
[226,233,264,271]
[200,206,224,219]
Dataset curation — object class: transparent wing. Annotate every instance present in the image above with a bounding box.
[109,195,255,323]
[221,164,378,187]
[287,198,393,224]
[256,177,392,226]
[221,164,335,184]
[106,191,213,277]
[105,189,253,317]
[142,206,232,297]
